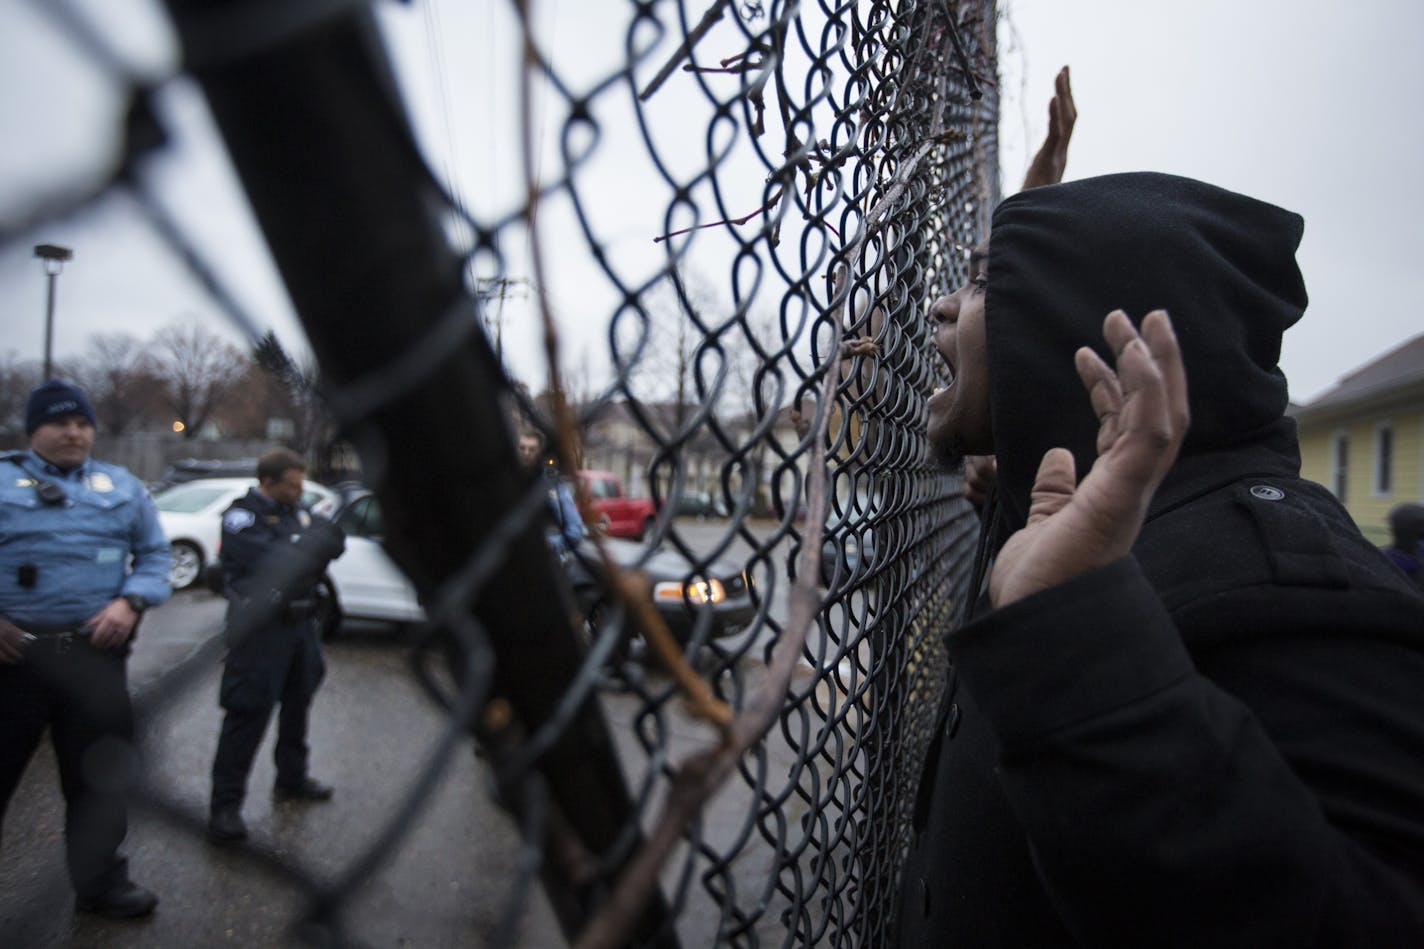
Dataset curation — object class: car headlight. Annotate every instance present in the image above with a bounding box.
[654,577,726,605]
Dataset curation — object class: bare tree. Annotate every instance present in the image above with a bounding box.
[627,265,730,428]
[249,330,333,457]
[612,266,773,502]
[150,321,250,439]
[210,359,271,440]
[0,352,40,446]
[70,332,163,435]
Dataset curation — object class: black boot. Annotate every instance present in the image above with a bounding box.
[273,778,334,802]
[207,806,247,843]
[76,880,158,919]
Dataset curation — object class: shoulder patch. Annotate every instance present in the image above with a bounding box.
[223,508,257,533]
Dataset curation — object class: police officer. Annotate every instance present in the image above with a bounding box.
[0,380,171,919]
[208,448,344,843]
[517,430,586,553]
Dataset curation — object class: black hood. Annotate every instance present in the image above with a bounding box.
[983,172,1309,535]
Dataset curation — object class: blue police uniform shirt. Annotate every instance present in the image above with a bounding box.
[0,451,172,628]
[218,487,322,600]
[548,478,586,551]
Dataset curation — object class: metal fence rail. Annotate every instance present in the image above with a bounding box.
[3,0,997,944]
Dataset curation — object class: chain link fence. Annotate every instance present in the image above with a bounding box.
[3,0,997,944]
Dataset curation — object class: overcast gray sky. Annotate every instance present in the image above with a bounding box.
[2,0,1420,404]
[995,0,1424,402]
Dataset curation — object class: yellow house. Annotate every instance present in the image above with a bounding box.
[1290,334,1424,545]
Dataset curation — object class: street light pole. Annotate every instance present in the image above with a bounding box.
[33,243,74,380]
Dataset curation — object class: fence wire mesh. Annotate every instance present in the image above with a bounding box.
[3,0,998,945]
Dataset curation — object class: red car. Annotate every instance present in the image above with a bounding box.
[577,470,657,540]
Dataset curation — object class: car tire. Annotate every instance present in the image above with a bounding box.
[169,540,203,591]
[579,601,601,650]
[583,600,635,664]
[317,577,342,640]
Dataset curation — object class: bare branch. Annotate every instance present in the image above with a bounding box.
[682,52,765,76]
[639,0,735,101]
[939,0,982,100]
[652,187,784,244]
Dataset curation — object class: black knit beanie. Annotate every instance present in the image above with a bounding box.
[26,379,97,434]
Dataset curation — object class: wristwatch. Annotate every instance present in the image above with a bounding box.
[122,594,149,614]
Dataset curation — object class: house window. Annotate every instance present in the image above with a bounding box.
[1374,424,1393,495]
[1331,432,1349,502]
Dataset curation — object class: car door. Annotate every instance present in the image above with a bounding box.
[328,495,424,622]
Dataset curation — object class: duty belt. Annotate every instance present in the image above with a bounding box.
[22,625,90,654]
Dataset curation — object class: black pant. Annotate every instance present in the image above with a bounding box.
[210,619,324,811]
[0,636,136,898]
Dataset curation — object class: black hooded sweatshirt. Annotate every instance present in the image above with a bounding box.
[896,173,1424,947]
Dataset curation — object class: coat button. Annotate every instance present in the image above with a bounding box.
[944,702,961,739]
[1249,484,1285,501]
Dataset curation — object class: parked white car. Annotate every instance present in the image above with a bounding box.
[320,490,424,635]
[322,489,755,643]
[153,477,338,590]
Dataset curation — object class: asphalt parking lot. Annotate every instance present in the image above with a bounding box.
[0,519,807,947]
[0,587,571,947]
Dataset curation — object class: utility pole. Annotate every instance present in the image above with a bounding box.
[475,276,528,363]
[33,243,73,380]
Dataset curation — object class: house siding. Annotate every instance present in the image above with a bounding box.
[1298,407,1424,545]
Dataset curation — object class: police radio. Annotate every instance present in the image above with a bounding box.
[1,451,68,506]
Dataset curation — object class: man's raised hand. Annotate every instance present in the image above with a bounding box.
[1022,66,1077,190]
[989,310,1189,608]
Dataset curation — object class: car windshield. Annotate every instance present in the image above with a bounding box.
[153,483,235,513]
[337,496,383,538]
[586,478,617,499]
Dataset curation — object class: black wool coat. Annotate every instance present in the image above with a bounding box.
[899,453,1424,946]
[897,174,1424,946]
